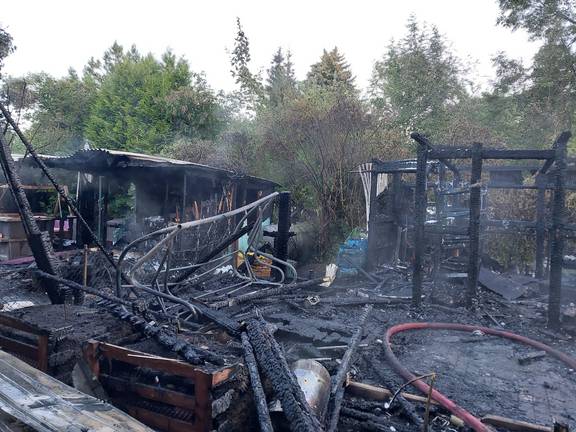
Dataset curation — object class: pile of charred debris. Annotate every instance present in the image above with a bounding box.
[0,103,575,432]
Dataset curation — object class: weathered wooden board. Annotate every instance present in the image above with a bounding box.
[0,349,153,432]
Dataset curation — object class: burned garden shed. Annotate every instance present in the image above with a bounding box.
[22,148,277,248]
[362,132,576,328]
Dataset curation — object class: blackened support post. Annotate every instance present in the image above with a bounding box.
[367,168,379,269]
[275,191,291,277]
[97,176,109,246]
[432,164,446,278]
[412,143,428,307]
[181,173,187,222]
[0,133,63,304]
[392,173,402,263]
[548,131,571,329]
[535,174,546,279]
[466,142,483,308]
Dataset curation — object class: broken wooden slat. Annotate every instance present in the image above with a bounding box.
[481,414,551,432]
[99,373,197,410]
[517,351,547,365]
[124,405,196,432]
[346,380,438,405]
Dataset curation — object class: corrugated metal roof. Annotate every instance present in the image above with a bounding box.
[19,148,278,188]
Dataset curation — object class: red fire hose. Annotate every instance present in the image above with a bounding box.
[384,322,576,432]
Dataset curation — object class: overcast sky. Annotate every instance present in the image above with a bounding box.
[1,0,540,93]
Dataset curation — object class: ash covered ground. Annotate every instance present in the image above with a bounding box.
[1,259,575,431]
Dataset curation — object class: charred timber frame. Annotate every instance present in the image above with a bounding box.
[407,132,572,327]
[245,314,323,432]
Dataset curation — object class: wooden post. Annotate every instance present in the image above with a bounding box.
[37,334,49,372]
[97,176,109,246]
[548,132,571,329]
[466,142,483,308]
[181,174,188,223]
[535,174,546,279]
[433,164,446,278]
[77,174,96,246]
[232,181,245,268]
[392,173,402,263]
[0,133,63,304]
[275,191,291,279]
[412,143,428,307]
[366,168,379,270]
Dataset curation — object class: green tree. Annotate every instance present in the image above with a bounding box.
[84,46,192,153]
[306,47,355,91]
[0,25,15,77]
[164,75,225,141]
[260,84,375,252]
[29,70,96,153]
[230,18,263,112]
[265,48,297,108]
[497,0,576,40]
[369,17,468,142]
[490,0,576,148]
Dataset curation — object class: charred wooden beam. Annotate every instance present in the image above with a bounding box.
[536,174,547,279]
[412,140,428,307]
[429,148,555,160]
[466,142,483,308]
[245,313,323,432]
[36,271,225,366]
[548,131,571,329]
[211,278,323,308]
[274,191,291,279]
[0,133,64,304]
[241,333,274,432]
[411,133,461,182]
[326,304,373,432]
